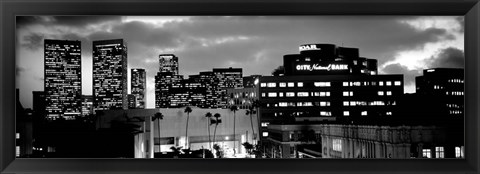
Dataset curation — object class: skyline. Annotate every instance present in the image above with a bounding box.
[16,16,465,109]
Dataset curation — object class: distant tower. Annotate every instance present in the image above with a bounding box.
[131,68,146,108]
[92,39,128,111]
[158,54,179,75]
[44,39,82,120]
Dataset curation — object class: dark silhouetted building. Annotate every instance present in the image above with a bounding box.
[415,68,464,116]
[131,68,146,108]
[259,43,403,142]
[44,39,82,120]
[93,39,128,111]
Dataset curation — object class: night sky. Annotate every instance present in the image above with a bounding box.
[16,16,464,109]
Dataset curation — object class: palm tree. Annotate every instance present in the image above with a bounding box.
[229,105,238,155]
[152,112,164,154]
[205,112,213,150]
[252,100,261,144]
[245,106,256,144]
[213,113,221,145]
[184,106,192,148]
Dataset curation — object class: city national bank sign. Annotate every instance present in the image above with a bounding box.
[296,64,349,71]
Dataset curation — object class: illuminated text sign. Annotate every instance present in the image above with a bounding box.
[299,44,321,51]
[296,64,349,71]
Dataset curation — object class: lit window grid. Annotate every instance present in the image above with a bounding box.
[93,41,128,111]
[44,41,82,119]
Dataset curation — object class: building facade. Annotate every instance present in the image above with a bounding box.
[213,68,243,108]
[44,39,82,120]
[415,68,464,116]
[265,124,464,159]
[131,68,146,108]
[81,95,94,116]
[92,39,128,111]
[258,43,403,141]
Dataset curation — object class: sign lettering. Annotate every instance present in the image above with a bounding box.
[296,64,349,71]
[299,45,321,51]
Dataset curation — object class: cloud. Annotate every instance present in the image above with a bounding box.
[455,17,464,33]
[20,33,44,50]
[425,47,464,68]
[382,63,422,87]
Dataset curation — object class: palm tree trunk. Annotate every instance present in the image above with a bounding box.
[250,115,255,143]
[207,120,211,150]
[185,113,190,148]
[213,124,218,145]
[158,119,161,153]
[233,112,236,155]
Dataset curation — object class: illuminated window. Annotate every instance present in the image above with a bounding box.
[268,93,277,97]
[343,91,353,96]
[379,81,384,86]
[263,132,269,137]
[279,92,284,97]
[298,102,313,107]
[288,82,294,87]
[261,93,266,97]
[361,111,367,116]
[343,111,349,116]
[314,82,331,87]
[436,147,444,158]
[455,147,463,158]
[386,91,392,96]
[386,112,392,115]
[394,81,401,86]
[320,111,332,116]
[319,101,330,106]
[261,122,270,127]
[386,81,392,86]
[343,82,349,86]
[305,58,311,61]
[297,92,309,97]
[343,101,349,106]
[16,133,20,139]
[286,92,295,97]
[279,102,287,107]
[16,146,20,157]
[267,83,276,87]
[378,91,384,96]
[260,83,266,87]
[297,82,303,87]
[423,149,431,158]
[333,139,342,151]
[353,60,357,65]
[350,101,356,106]
[279,82,286,87]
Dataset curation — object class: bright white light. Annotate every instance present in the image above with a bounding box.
[225,136,230,140]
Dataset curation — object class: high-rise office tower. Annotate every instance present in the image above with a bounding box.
[213,67,243,107]
[44,39,82,120]
[131,68,146,108]
[155,54,183,108]
[92,39,128,111]
[159,54,179,75]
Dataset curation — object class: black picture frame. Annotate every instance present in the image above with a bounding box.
[1,0,479,174]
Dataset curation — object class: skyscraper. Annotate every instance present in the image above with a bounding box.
[44,39,82,120]
[159,54,179,75]
[92,39,128,111]
[213,67,243,107]
[131,68,146,108]
[155,54,183,108]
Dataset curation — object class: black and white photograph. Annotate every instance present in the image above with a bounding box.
[15,16,464,159]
